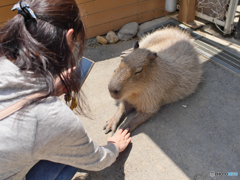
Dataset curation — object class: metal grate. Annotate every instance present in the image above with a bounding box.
[141,19,240,75]
[194,39,240,74]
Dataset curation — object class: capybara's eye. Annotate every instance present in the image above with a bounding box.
[114,69,117,72]
[135,67,143,75]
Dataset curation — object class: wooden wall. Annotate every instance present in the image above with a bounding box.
[0,0,169,38]
[0,0,18,26]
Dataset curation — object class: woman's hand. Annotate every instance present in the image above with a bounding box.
[54,67,75,96]
[107,129,131,152]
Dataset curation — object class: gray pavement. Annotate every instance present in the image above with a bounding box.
[72,30,240,180]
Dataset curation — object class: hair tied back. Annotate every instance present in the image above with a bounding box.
[12,1,36,21]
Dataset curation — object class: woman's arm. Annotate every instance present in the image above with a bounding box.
[32,97,128,171]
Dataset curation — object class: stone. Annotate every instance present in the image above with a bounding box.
[117,22,139,40]
[86,37,97,46]
[105,31,118,43]
[137,16,171,38]
[96,36,108,45]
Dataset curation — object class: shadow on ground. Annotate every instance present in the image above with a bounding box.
[77,144,132,180]
[127,60,240,179]
[76,39,240,180]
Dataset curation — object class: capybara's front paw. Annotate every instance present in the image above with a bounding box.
[121,123,133,133]
[103,118,118,134]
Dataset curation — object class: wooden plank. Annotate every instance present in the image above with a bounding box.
[81,0,165,28]
[171,14,204,29]
[85,8,169,38]
[178,0,197,23]
[0,0,94,24]
[0,0,141,23]
[75,0,95,4]
[0,5,17,24]
[78,0,144,17]
[0,0,169,39]
[0,0,17,7]
[0,0,91,7]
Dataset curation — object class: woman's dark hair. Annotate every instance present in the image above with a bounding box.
[0,0,89,116]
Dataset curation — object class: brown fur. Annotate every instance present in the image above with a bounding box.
[104,27,202,133]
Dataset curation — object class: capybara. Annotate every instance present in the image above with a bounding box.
[104,27,202,133]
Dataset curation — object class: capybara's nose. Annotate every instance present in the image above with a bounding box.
[109,89,119,95]
[108,82,122,99]
[108,85,121,99]
[113,90,119,95]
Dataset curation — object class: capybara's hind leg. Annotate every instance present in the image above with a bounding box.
[104,100,133,134]
[122,112,154,132]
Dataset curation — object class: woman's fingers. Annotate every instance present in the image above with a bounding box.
[125,132,131,140]
[54,67,77,96]
[126,137,131,144]
[108,128,131,152]
[117,129,123,135]
[122,128,129,136]
[62,66,76,79]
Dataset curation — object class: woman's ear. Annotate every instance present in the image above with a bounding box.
[66,29,75,52]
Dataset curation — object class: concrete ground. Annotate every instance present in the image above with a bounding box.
[72,16,240,180]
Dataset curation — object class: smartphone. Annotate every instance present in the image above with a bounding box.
[75,57,95,87]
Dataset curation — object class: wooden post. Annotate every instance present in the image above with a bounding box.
[178,0,197,24]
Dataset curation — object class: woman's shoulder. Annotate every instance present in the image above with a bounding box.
[33,96,82,129]
[32,96,87,151]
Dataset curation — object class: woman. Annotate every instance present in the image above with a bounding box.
[0,0,131,180]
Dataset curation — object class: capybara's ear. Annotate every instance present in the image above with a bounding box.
[134,41,139,49]
[148,53,157,61]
